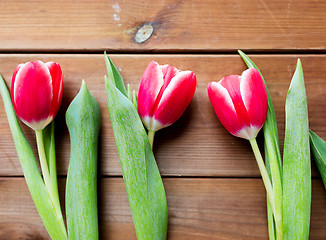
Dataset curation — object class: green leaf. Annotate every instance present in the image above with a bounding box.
[0,75,67,240]
[66,80,101,240]
[104,51,127,96]
[267,200,276,240]
[105,69,167,239]
[282,59,311,240]
[238,50,282,240]
[309,130,326,189]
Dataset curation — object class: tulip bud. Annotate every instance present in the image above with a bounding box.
[11,60,63,130]
[207,68,268,140]
[138,61,197,132]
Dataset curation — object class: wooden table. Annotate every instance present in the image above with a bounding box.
[0,0,326,239]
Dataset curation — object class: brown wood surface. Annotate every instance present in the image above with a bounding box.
[1,178,326,240]
[1,0,326,238]
[0,0,326,52]
[0,54,325,177]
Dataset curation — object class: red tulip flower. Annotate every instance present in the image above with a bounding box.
[11,60,63,130]
[208,68,275,226]
[6,60,66,238]
[207,68,268,140]
[138,61,196,146]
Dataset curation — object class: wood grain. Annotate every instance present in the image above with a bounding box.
[0,0,326,52]
[1,1,325,239]
[0,54,325,177]
[0,177,325,240]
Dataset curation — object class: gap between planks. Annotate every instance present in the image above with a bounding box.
[1,50,326,55]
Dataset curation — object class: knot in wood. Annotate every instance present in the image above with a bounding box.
[134,23,154,44]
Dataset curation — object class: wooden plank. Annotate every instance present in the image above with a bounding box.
[0,177,325,239]
[0,54,325,177]
[0,0,326,52]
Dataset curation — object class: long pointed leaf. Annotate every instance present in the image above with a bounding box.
[283,59,311,240]
[66,80,101,239]
[104,52,127,96]
[105,74,168,239]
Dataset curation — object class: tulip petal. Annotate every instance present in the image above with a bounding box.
[161,64,179,89]
[12,64,23,87]
[220,75,251,128]
[142,116,164,132]
[240,68,268,129]
[12,61,52,129]
[151,64,180,116]
[11,64,24,115]
[208,81,245,137]
[236,125,261,140]
[138,61,164,123]
[46,62,63,118]
[154,71,196,129]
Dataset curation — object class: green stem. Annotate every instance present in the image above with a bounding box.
[249,138,275,215]
[35,129,52,197]
[36,129,67,239]
[148,130,155,148]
